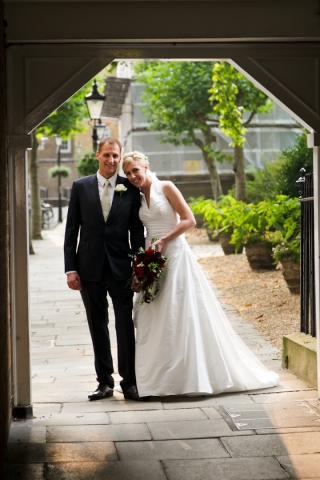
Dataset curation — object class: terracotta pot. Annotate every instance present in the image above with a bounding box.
[245,242,275,270]
[280,259,300,294]
[206,229,219,242]
[219,233,243,255]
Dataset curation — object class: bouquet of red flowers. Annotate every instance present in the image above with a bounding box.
[130,240,167,304]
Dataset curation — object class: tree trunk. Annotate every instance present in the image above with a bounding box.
[193,125,222,200]
[204,154,222,200]
[29,130,42,239]
[29,223,35,254]
[234,145,246,201]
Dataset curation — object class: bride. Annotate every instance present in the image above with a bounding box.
[122,151,279,398]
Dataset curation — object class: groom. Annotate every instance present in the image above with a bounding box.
[64,137,145,401]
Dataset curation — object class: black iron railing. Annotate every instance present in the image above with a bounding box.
[296,168,316,337]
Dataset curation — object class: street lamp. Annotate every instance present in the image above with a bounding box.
[85,79,106,151]
[54,134,63,223]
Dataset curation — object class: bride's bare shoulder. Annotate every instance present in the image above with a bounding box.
[162,180,185,202]
[162,180,177,193]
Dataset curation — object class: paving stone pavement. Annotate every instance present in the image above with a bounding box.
[4,222,320,480]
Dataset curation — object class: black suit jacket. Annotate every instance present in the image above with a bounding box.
[64,173,145,282]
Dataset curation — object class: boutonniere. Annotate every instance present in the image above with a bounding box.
[115,184,127,199]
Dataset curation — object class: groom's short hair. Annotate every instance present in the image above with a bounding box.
[98,137,122,153]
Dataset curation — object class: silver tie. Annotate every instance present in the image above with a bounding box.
[100,180,110,221]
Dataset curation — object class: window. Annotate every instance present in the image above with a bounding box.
[60,139,72,153]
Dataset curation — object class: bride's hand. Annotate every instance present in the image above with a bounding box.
[151,238,165,253]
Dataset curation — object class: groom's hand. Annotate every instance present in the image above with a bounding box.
[67,272,82,290]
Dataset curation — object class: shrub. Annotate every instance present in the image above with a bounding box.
[77,152,98,177]
[277,133,313,198]
[189,195,246,235]
[230,196,300,252]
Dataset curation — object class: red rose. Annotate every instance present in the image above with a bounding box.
[135,266,145,278]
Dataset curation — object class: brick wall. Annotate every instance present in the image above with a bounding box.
[0,0,12,475]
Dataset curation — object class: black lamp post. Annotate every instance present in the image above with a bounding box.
[54,134,63,223]
[85,79,106,151]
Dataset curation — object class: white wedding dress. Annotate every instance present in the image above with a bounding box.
[134,172,279,397]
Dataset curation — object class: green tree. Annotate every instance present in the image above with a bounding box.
[210,62,273,201]
[235,160,283,203]
[277,133,312,198]
[29,85,91,240]
[134,61,229,199]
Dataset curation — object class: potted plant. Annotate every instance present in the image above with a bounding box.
[189,197,219,241]
[189,197,214,230]
[190,195,246,254]
[212,196,246,254]
[271,199,301,293]
[231,196,298,269]
[272,238,300,294]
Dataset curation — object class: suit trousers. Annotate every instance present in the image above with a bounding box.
[80,258,136,391]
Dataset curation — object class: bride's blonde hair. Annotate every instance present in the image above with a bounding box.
[122,151,149,173]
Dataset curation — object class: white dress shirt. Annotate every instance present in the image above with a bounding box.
[97,170,118,209]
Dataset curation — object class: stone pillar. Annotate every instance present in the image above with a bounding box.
[307,132,320,395]
[0,0,12,472]
[8,134,33,418]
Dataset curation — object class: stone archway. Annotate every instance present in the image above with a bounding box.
[6,42,320,414]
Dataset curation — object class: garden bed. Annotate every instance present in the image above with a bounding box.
[186,228,300,351]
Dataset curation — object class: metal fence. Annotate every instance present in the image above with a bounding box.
[296,168,316,337]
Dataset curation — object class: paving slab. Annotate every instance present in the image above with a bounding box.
[162,394,255,410]
[6,441,117,463]
[117,438,229,460]
[256,427,320,434]
[32,404,62,415]
[62,400,164,414]
[32,376,55,384]
[8,426,46,444]
[222,402,315,416]
[109,408,208,424]
[251,391,318,403]
[13,412,110,427]
[277,454,320,479]
[146,419,254,440]
[3,463,46,480]
[163,457,289,480]
[32,382,97,393]
[47,423,152,442]
[232,415,320,430]
[201,407,226,420]
[46,460,167,480]
[222,432,320,457]
[32,391,94,403]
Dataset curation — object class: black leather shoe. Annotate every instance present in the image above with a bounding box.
[123,385,149,401]
[88,383,113,401]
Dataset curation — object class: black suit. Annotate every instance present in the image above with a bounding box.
[64,173,145,390]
